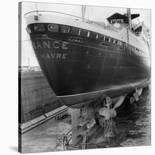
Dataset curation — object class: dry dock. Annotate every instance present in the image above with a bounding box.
[20,85,151,153]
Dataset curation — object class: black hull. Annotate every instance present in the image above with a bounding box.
[27,23,150,107]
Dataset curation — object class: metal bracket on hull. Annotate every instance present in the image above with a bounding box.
[129,88,143,104]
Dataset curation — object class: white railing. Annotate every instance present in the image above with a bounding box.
[24,10,84,20]
[24,10,118,32]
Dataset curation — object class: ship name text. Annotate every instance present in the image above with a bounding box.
[32,40,69,60]
[32,40,69,50]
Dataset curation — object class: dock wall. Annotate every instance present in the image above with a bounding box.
[19,71,63,123]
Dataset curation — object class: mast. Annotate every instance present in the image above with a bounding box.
[127,8,131,44]
[127,8,131,29]
[34,3,39,21]
[81,5,86,21]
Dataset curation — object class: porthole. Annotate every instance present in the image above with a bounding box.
[117,41,120,45]
[90,32,96,39]
[48,24,59,32]
[87,31,90,37]
[34,24,45,32]
[113,39,116,44]
[78,29,81,35]
[98,34,104,40]
[96,34,99,39]
[115,40,118,44]
[80,29,88,37]
[60,25,70,33]
[104,37,109,42]
[71,27,79,35]
[119,41,122,46]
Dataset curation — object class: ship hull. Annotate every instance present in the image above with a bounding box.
[27,22,150,107]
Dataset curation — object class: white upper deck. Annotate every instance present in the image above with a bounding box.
[25,11,150,57]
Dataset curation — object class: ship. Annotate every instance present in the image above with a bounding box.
[25,6,151,108]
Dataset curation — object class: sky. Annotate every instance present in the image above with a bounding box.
[20,2,151,67]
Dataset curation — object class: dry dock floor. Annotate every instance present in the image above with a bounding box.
[21,88,151,153]
[21,114,72,153]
